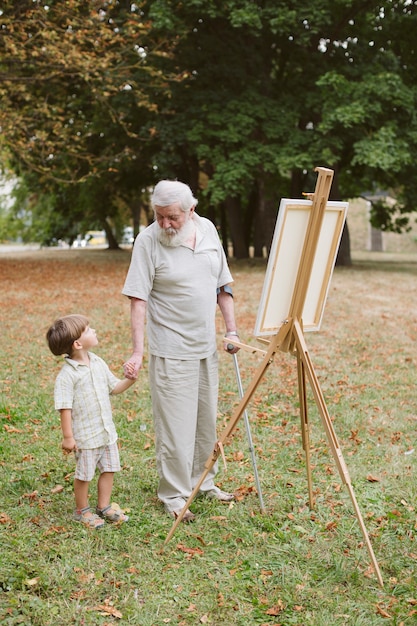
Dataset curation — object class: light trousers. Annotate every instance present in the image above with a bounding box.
[149,352,219,512]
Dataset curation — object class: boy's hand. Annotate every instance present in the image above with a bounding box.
[62,436,77,453]
[123,355,142,380]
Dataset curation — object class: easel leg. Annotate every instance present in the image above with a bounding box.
[297,350,314,509]
[163,453,217,546]
[293,320,383,586]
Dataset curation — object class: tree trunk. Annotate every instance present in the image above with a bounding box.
[336,222,352,266]
[219,202,228,257]
[130,198,142,239]
[224,196,248,258]
[329,165,352,266]
[254,178,281,257]
[103,222,120,250]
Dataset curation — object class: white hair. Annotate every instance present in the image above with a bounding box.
[151,180,198,213]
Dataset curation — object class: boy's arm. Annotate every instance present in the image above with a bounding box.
[59,408,77,452]
[111,377,136,395]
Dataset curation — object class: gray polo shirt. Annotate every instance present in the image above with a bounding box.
[122,213,233,359]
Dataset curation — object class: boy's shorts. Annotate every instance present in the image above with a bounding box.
[74,442,121,482]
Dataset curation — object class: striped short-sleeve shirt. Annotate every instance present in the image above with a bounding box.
[54,352,120,449]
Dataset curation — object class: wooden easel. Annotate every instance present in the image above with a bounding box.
[163,168,383,587]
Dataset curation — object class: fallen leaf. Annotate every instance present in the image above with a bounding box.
[376,604,391,618]
[22,491,39,501]
[176,544,204,556]
[366,474,380,482]
[349,429,362,444]
[266,599,285,615]
[51,484,64,494]
[94,604,122,619]
[195,535,207,546]
[44,526,67,535]
[4,425,23,433]
[70,590,86,600]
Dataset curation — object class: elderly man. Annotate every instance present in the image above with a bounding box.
[122,180,239,521]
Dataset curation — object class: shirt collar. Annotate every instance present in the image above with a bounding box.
[64,352,96,369]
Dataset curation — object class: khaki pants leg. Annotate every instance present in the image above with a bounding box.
[192,353,219,491]
[149,353,218,513]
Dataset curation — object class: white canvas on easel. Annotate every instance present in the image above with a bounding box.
[254,199,348,337]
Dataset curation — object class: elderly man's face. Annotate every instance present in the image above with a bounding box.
[154,203,195,247]
[154,203,191,234]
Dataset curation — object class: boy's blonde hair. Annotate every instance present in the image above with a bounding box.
[46,314,89,356]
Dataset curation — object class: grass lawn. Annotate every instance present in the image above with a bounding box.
[1,246,417,625]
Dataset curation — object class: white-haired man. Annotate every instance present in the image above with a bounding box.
[122,180,239,521]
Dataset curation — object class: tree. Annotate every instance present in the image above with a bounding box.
[146,0,417,261]
[1,0,417,258]
[0,0,175,246]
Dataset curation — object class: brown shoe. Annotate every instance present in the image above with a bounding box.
[172,508,195,522]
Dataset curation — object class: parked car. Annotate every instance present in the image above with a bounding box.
[72,230,107,248]
[122,226,134,244]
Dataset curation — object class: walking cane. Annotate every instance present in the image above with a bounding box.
[228,345,266,513]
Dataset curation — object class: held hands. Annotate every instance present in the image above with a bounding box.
[123,354,142,380]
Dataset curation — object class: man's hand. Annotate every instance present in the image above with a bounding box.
[123,354,143,379]
[223,337,240,354]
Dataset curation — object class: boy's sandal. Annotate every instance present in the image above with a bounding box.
[74,506,105,529]
[96,502,129,523]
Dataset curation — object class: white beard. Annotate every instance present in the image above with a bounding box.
[157,214,196,247]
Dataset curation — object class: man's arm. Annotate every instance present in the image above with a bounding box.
[123,297,147,379]
[217,286,240,353]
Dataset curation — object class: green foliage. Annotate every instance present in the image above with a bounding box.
[353,124,411,172]
[0,0,161,184]
[369,199,412,234]
[1,0,417,251]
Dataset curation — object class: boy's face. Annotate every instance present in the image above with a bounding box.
[77,325,98,350]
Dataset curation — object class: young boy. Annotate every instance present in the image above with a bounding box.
[46,314,136,529]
